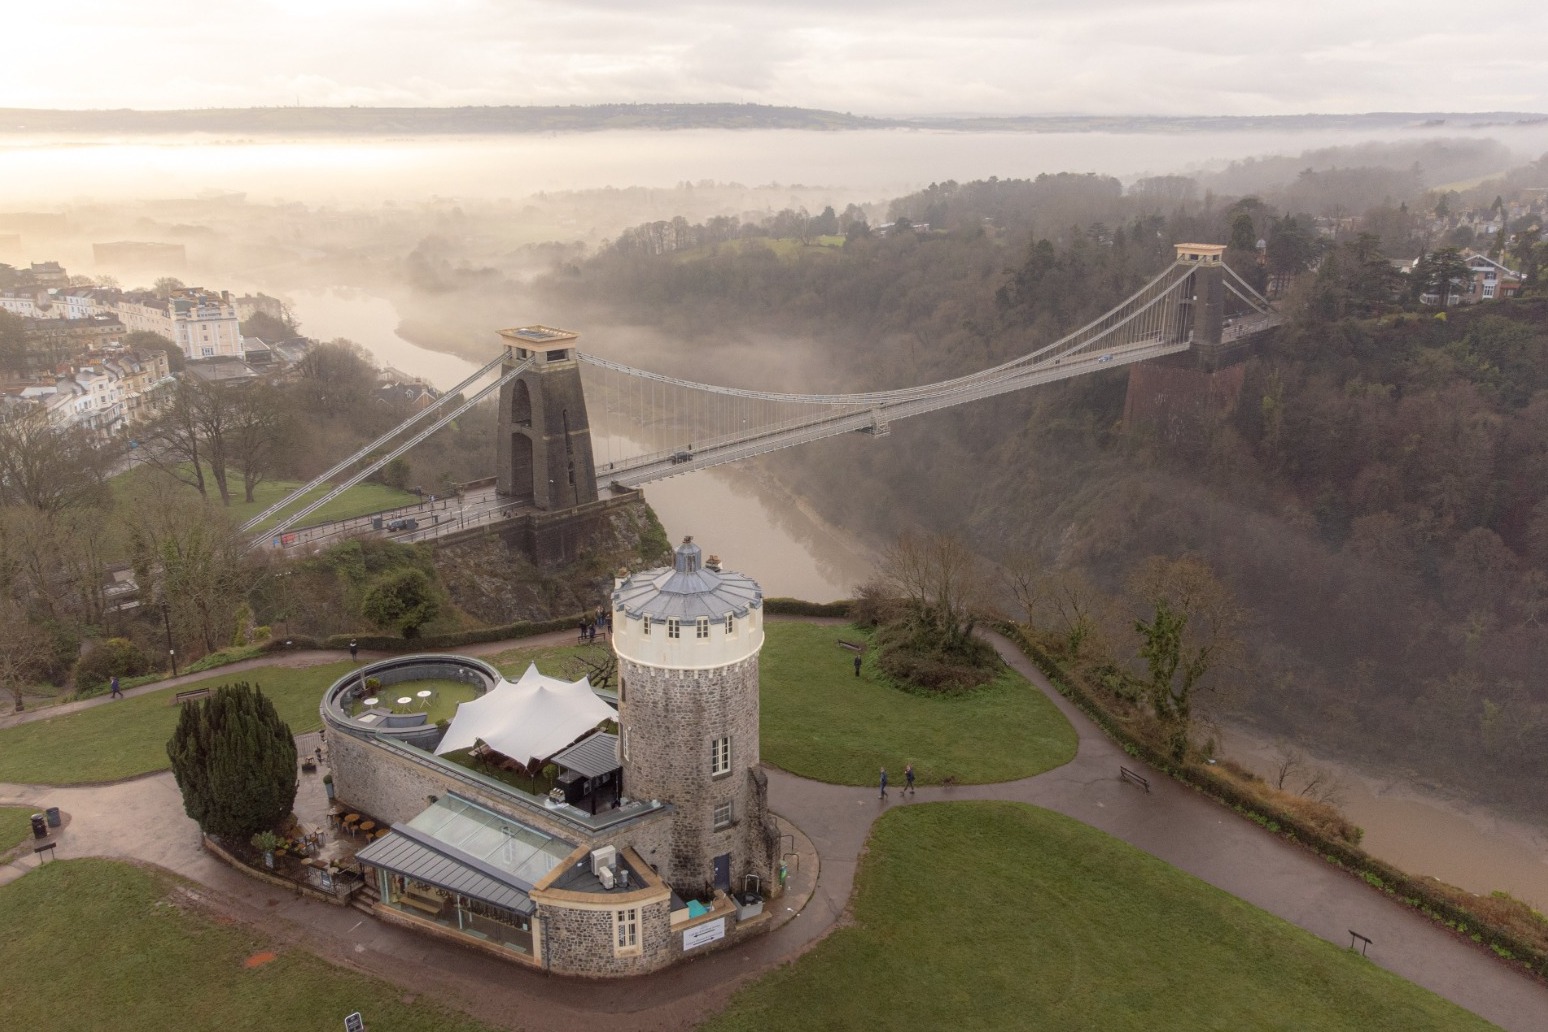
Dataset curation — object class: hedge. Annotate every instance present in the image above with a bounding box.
[763,597,852,618]
[994,620,1548,983]
[320,615,576,652]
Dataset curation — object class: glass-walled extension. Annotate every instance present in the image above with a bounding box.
[379,874,536,954]
[356,792,575,959]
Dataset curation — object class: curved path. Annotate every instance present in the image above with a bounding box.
[2,630,1546,1031]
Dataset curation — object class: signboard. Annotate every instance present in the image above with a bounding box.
[683,916,726,951]
[344,1013,365,1032]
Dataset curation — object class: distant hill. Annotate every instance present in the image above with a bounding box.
[0,104,1542,136]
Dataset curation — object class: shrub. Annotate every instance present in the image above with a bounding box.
[166,681,298,841]
[73,638,151,694]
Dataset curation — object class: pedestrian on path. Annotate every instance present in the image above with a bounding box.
[879,767,888,799]
[109,675,122,699]
[905,763,915,795]
[349,640,358,662]
[853,655,862,677]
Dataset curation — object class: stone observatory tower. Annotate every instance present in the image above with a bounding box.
[612,537,778,900]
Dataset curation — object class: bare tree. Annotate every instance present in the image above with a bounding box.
[0,599,53,712]
[0,407,117,514]
[227,383,289,503]
[881,530,987,646]
[136,379,208,498]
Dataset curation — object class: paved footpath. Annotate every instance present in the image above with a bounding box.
[2,629,1546,1030]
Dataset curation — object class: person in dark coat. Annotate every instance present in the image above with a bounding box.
[879,767,888,799]
[905,763,915,795]
[349,640,359,662]
[853,655,862,677]
[110,675,123,699]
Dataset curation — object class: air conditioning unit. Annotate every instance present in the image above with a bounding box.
[598,866,615,890]
[590,845,617,876]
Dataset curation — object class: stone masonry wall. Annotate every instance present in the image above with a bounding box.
[538,897,675,977]
[618,654,760,898]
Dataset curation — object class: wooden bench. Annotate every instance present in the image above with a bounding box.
[174,687,211,705]
[1119,766,1150,793]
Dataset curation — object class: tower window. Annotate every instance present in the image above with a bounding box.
[725,614,735,635]
[711,735,731,776]
[667,618,680,639]
[614,907,639,955]
[642,616,651,636]
[714,801,734,829]
[696,617,709,639]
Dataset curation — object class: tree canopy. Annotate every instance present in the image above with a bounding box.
[166,681,298,840]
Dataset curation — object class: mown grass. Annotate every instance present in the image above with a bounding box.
[0,859,499,1032]
[0,808,37,852]
[353,678,478,726]
[113,463,420,530]
[759,622,1076,785]
[704,802,1497,1032]
[0,663,353,786]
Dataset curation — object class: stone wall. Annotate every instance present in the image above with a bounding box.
[537,895,675,977]
[618,654,761,898]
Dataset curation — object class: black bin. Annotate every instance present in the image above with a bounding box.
[30,814,47,839]
[45,806,61,828]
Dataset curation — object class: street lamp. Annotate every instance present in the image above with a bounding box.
[160,598,179,678]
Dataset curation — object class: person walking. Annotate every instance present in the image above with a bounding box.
[879,767,888,799]
[853,654,862,677]
[904,763,915,795]
[109,675,123,699]
[349,639,359,662]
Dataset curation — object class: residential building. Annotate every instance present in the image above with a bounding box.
[1461,252,1523,302]
[118,287,242,360]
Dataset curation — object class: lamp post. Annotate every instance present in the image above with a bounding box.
[160,598,179,678]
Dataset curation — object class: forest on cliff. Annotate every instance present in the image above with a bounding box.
[526,143,1548,813]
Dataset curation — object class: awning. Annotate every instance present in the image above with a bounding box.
[434,662,615,766]
[552,732,620,780]
[356,826,536,915]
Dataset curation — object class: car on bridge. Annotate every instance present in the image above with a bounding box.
[670,450,693,465]
[385,517,419,532]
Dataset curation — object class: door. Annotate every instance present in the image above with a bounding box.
[713,853,731,891]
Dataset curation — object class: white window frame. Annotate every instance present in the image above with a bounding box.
[713,800,733,829]
[613,907,640,955]
[642,615,651,636]
[696,616,709,639]
[725,614,735,635]
[711,735,731,777]
[667,617,680,639]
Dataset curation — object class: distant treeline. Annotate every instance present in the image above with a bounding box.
[0,105,1543,136]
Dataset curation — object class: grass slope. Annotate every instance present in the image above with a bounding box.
[0,807,37,852]
[113,463,420,531]
[0,663,352,785]
[759,622,1077,785]
[705,803,1497,1032]
[0,859,499,1032]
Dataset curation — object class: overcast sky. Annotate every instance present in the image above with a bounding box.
[6,0,1547,117]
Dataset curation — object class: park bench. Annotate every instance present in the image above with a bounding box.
[174,687,211,705]
[1119,765,1150,793]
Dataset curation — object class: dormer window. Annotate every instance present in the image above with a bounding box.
[696,617,709,639]
[667,618,680,639]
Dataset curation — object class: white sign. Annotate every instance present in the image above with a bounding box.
[344,1013,365,1032]
[683,916,726,951]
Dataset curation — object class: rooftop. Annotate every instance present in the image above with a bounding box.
[613,537,762,621]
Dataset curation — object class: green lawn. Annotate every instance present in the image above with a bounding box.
[704,803,1497,1032]
[353,678,478,726]
[114,463,420,531]
[759,622,1076,785]
[0,662,352,786]
[0,808,36,852]
[0,859,500,1032]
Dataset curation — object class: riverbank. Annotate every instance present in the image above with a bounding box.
[1217,717,1548,912]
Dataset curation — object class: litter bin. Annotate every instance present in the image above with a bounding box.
[45,806,61,828]
[30,814,47,839]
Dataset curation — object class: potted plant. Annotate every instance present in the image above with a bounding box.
[251,830,281,870]
[322,773,335,800]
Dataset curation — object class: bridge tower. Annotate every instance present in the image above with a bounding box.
[495,326,599,511]
[1173,243,1226,361]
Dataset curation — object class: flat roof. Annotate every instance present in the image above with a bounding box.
[553,732,620,780]
[499,325,578,345]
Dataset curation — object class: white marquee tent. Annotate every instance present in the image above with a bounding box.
[434,663,615,766]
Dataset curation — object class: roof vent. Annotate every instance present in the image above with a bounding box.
[705,554,722,572]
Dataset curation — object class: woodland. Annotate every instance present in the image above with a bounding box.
[532,148,1548,814]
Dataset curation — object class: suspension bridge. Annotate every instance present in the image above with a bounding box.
[249,244,1275,554]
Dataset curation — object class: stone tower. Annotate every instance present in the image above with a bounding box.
[612,538,776,900]
[1173,243,1226,363]
[495,326,599,511]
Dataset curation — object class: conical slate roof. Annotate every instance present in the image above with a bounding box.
[613,537,762,621]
